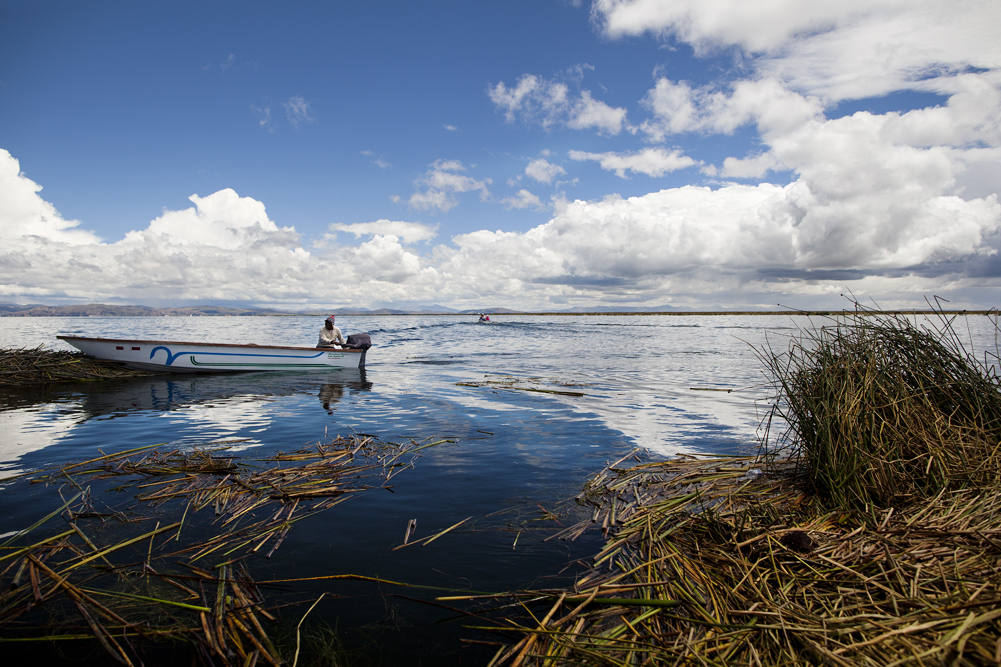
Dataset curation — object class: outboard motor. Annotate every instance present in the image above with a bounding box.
[344,333,371,369]
[345,334,371,350]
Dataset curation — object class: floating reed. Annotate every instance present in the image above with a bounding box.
[0,346,157,385]
[457,374,590,397]
[0,433,453,665]
[464,306,1001,666]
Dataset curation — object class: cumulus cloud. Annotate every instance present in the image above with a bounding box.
[525,158,566,184]
[502,189,545,210]
[639,77,824,140]
[327,220,438,244]
[488,71,630,135]
[406,159,492,213]
[569,147,697,178]
[349,234,427,284]
[2,142,997,311]
[591,0,1001,101]
[436,181,999,292]
[0,150,101,246]
[719,152,782,179]
[0,151,319,304]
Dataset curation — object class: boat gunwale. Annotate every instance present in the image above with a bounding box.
[56,335,366,354]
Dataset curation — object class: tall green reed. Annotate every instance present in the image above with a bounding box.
[764,304,1001,512]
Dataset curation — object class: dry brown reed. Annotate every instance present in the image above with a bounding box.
[0,433,452,665]
[464,454,1001,666]
[0,346,158,385]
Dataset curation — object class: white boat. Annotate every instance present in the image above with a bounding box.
[57,335,368,372]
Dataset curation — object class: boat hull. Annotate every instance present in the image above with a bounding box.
[57,336,366,372]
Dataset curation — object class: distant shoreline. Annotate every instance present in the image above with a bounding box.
[1,309,995,317]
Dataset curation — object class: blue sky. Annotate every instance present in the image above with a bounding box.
[2,0,1000,311]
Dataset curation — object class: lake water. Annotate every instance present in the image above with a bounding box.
[1,313,995,664]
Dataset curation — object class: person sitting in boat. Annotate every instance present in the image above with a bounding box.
[317,315,346,348]
[478,313,490,322]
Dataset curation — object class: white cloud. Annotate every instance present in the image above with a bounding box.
[137,189,281,250]
[525,158,566,184]
[251,104,273,131]
[881,74,1001,148]
[361,151,392,169]
[592,0,1001,101]
[433,178,999,297]
[283,96,315,128]
[488,72,630,135]
[640,77,824,140]
[328,220,438,244]
[0,150,101,246]
[349,234,427,284]
[406,159,492,213]
[592,0,879,53]
[569,147,697,178]
[0,154,315,304]
[720,152,781,179]
[502,189,545,210]
[2,103,999,309]
[567,90,631,135]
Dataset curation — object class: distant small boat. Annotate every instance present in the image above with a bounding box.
[57,335,369,372]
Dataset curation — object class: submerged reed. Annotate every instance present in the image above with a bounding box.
[0,433,454,665]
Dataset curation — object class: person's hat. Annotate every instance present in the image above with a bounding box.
[325,315,335,323]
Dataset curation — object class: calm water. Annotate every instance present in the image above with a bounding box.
[0,313,994,663]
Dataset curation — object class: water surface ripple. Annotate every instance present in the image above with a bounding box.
[1,313,994,663]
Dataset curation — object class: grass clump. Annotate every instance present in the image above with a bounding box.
[765,304,1001,511]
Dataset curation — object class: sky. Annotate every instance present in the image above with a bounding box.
[1,0,1000,312]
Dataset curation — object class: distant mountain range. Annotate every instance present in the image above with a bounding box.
[0,303,528,317]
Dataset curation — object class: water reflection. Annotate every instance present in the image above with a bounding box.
[0,369,372,473]
[320,371,373,411]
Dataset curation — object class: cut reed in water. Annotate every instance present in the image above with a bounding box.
[0,433,454,665]
[0,346,158,385]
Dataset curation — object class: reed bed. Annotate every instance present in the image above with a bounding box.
[465,307,1001,666]
[0,433,452,665]
[0,346,157,385]
[762,305,1001,511]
